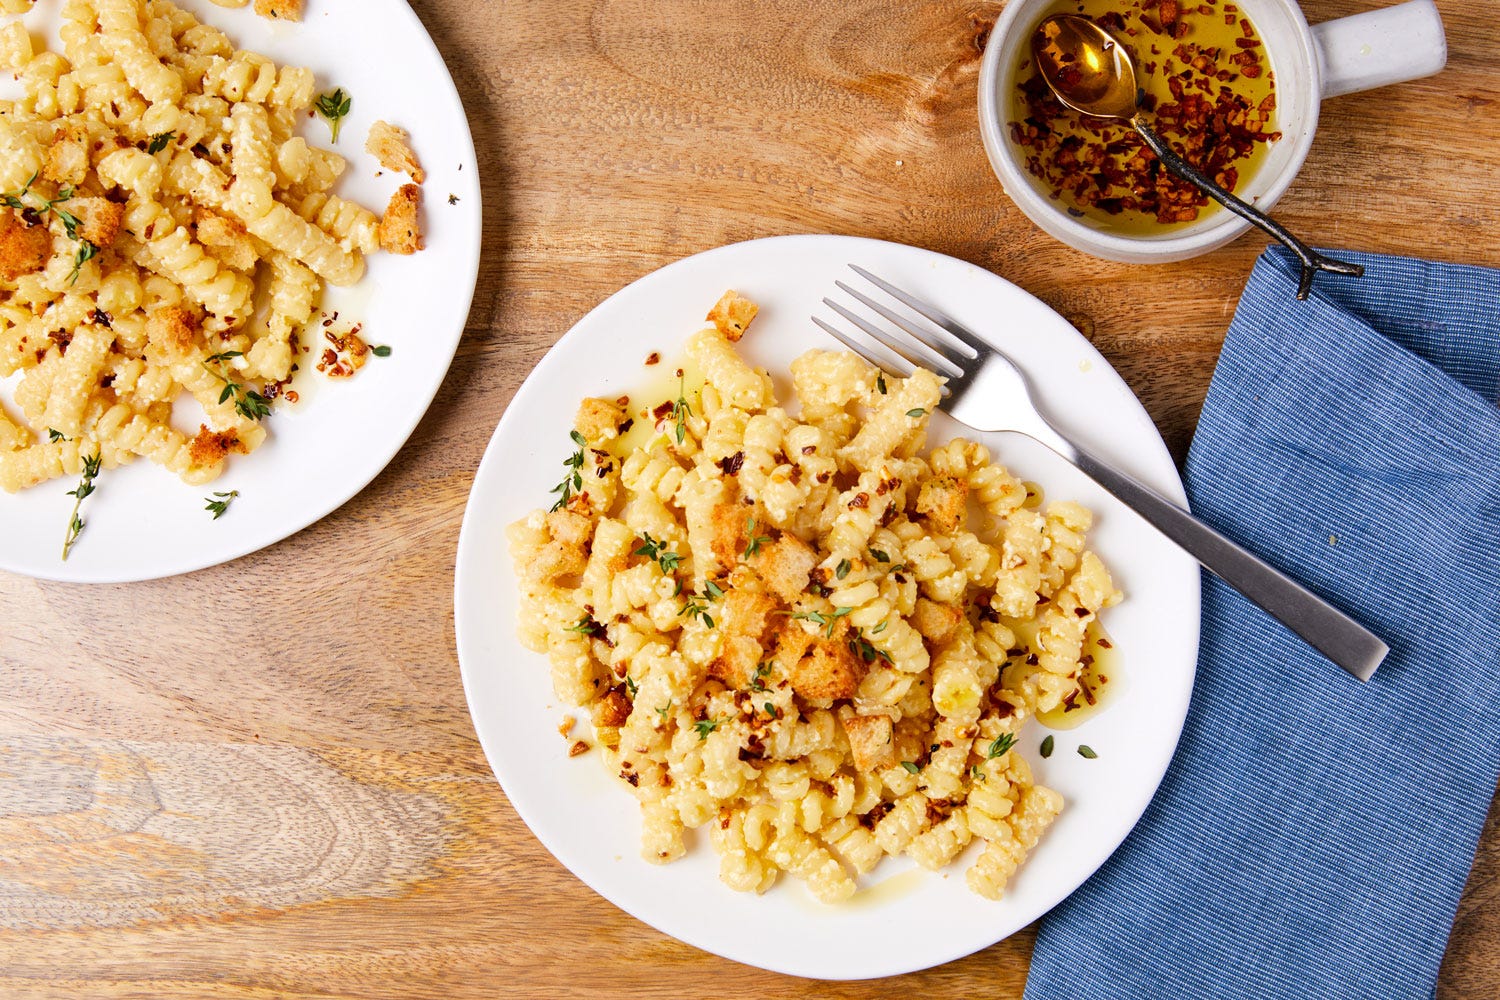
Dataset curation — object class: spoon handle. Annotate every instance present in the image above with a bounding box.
[1130,118,1363,299]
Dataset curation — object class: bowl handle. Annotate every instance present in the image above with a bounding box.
[1312,0,1447,99]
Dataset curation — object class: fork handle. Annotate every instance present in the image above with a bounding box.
[1066,445,1388,681]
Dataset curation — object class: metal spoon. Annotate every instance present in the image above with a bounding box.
[1031,13,1363,299]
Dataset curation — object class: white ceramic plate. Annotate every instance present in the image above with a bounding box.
[0,0,481,583]
[454,235,1199,979]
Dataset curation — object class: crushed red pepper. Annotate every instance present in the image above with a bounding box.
[1010,0,1281,227]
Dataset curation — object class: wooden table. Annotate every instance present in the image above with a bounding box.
[2,0,1496,996]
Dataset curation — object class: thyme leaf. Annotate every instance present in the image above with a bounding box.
[203,489,239,520]
[314,87,352,142]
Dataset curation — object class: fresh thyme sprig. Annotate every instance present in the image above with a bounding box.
[847,631,893,665]
[549,430,587,511]
[789,606,853,638]
[633,532,682,575]
[61,451,102,561]
[693,718,721,740]
[741,515,770,559]
[203,351,271,421]
[985,732,1017,760]
[678,579,723,628]
[314,87,352,143]
[670,374,692,445]
[146,131,175,154]
[749,661,772,692]
[564,614,604,637]
[204,489,239,520]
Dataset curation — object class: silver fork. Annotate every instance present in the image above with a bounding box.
[814,264,1388,682]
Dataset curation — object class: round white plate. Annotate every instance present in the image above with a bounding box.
[454,235,1199,979]
[0,0,481,583]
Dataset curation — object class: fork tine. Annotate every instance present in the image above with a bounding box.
[810,316,914,378]
[824,298,961,378]
[849,264,982,359]
[833,280,966,376]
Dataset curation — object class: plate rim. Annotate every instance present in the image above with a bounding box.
[454,233,1201,979]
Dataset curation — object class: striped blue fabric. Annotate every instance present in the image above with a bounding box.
[1025,247,1500,1000]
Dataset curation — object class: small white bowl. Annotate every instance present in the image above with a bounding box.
[976,0,1446,264]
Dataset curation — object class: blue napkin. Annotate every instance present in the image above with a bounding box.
[1025,247,1500,1000]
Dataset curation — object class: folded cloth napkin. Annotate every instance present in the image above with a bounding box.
[1025,247,1500,1000]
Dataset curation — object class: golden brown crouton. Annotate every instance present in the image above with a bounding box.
[842,712,897,772]
[194,207,255,271]
[791,638,863,701]
[575,396,626,446]
[43,127,89,187]
[709,502,754,575]
[145,306,200,361]
[592,688,632,728]
[709,634,762,690]
[377,183,423,255]
[0,209,52,281]
[188,425,247,467]
[528,539,587,583]
[254,0,302,20]
[365,120,425,184]
[72,197,124,249]
[754,533,818,604]
[706,290,758,342]
[766,616,816,670]
[723,587,778,642]
[544,508,593,549]
[916,474,968,534]
[911,597,963,646]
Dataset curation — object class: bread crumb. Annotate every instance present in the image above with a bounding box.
[254,0,302,20]
[377,183,423,254]
[365,121,425,184]
[558,715,576,737]
[706,290,758,342]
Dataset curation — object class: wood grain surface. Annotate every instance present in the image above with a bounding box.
[2,0,1497,996]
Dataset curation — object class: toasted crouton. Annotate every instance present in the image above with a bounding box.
[145,306,200,362]
[706,290,758,342]
[528,539,587,583]
[377,183,423,255]
[709,634,763,689]
[575,396,626,446]
[754,533,818,604]
[709,502,754,575]
[254,0,302,20]
[916,474,968,534]
[911,597,963,646]
[724,588,778,642]
[71,197,124,249]
[188,425,247,468]
[0,209,52,281]
[842,712,896,772]
[194,207,255,271]
[766,615,816,669]
[545,508,593,549]
[42,126,89,187]
[365,120,425,184]
[791,638,862,702]
[592,688,632,728]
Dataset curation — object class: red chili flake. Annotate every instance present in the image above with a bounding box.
[849,493,869,509]
[645,352,660,365]
[716,451,745,476]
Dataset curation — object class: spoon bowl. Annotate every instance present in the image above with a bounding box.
[1030,14,1139,121]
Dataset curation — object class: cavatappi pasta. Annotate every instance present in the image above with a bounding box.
[508,292,1121,902]
[0,0,388,495]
